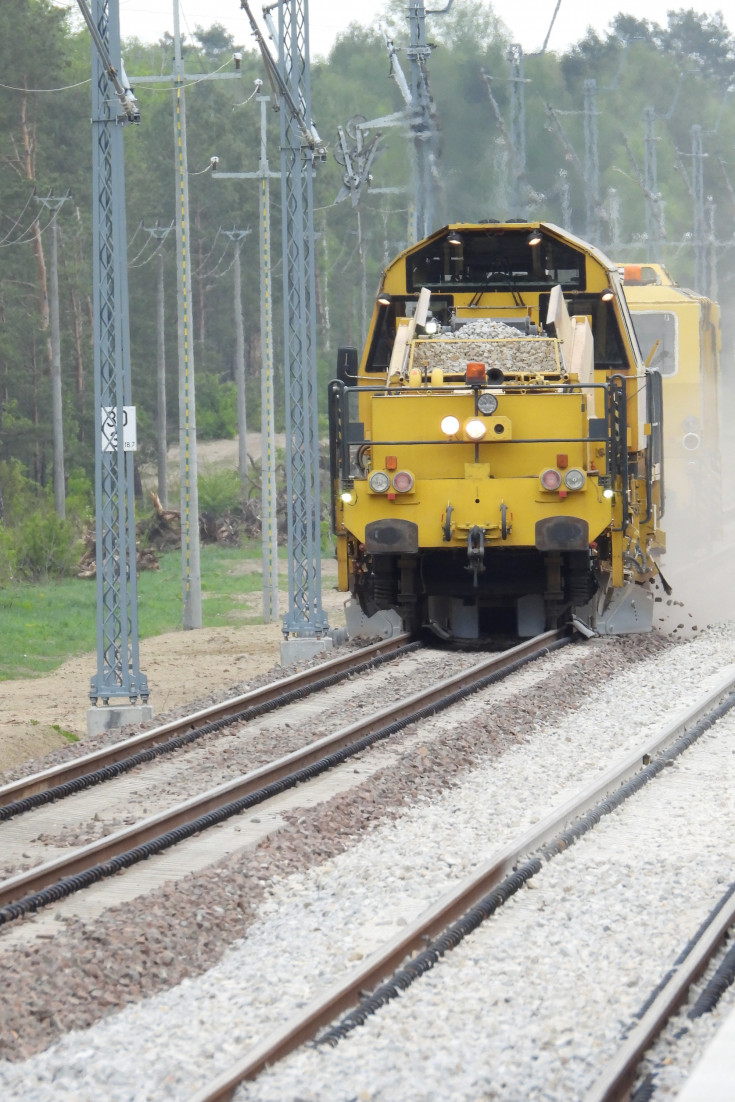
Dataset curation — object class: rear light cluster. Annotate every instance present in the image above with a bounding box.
[540,467,587,492]
[369,469,415,494]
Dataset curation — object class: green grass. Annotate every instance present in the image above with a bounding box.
[0,541,279,681]
[52,724,79,743]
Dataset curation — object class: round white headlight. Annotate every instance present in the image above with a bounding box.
[564,468,586,491]
[465,418,487,441]
[368,471,391,493]
[440,415,460,436]
[477,392,498,415]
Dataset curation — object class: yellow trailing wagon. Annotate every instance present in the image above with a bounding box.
[329,221,667,643]
[618,261,722,542]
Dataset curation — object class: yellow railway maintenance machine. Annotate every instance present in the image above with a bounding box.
[329,222,666,643]
[618,261,722,538]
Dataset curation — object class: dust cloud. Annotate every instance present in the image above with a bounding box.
[656,325,735,636]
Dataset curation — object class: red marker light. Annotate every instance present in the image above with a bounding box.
[392,470,415,493]
[540,468,562,491]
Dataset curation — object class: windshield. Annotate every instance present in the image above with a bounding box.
[407,229,586,293]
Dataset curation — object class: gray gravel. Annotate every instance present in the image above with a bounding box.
[1,626,734,1100]
[0,643,373,789]
[0,647,481,876]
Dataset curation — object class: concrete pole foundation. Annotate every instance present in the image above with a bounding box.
[87,703,154,737]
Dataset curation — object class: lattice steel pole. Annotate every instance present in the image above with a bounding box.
[89,0,149,713]
[277,0,330,648]
[707,195,718,303]
[140,220,174,508]
[212,90,280,623]
[644,106,662,263]
[407,0,436,240]
[33,190,72,520]
[220,227,252,484]
[171,0,202,629]
[584,78,600,244]
[132,5,241,629]
[691,124,707,293]
[508,44,527,180]
[257,102,280,626]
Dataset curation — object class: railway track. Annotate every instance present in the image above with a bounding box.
[0,634,415,819]
[3,624,733,1101]
[190,663,735,1102]
[0,629,571,927]
[584,882,735,1101]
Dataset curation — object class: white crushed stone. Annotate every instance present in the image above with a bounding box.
[453,319,522,339]
[413,318,559,375]
[2,624,735,1101]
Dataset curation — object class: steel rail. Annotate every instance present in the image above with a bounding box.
[582,888,735,1102]
[0,630,568,920]
[187,663,735,1102]
[0,635,412,814]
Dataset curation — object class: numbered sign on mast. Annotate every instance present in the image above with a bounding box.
[101,406,137,452]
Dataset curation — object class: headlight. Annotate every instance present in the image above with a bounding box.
[368,471,391,493]
[464,418,487,441]
[540,468,562,491]
[440,415,460,436]
[563,468,586,491]
[392,470,414,493]
[477,392,498,415]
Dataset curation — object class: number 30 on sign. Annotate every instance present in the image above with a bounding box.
[101,406,137,452]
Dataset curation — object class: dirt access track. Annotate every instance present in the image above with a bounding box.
[1,436,346,772]
[1,573,347,774]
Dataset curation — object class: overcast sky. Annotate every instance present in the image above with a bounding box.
[114,1,735,58]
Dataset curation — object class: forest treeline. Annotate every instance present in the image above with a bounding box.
[1,0,735,549]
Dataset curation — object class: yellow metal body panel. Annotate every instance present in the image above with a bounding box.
[366,391,593,479]
[611,528,624,587]
[336,533,349,590]
[340,384,616,552]
[330,222,664,634]
[339,475,613,549]
[621,266,721,520]
[367,223,644,376]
